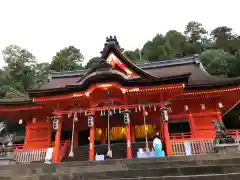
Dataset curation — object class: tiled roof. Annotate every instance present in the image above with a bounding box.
[37,56,240,90]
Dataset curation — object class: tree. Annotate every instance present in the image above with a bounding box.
[34,62,50,88]
[85,57,100,69]
[184,21,207,43]
[199,49,236,77]
[164,30,187,57]
[2,45,37,97]
[211,26,233,42]
[142,34,173,61]
[50,46,84,72]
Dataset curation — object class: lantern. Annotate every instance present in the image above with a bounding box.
[161,109,168,122]
[88,115,94,128]
[201,104,206,110]
[218,102,223,109]
[123,112,130,124]
[18,119,23,125]
[32,118,36,123]
[52,117,58,130]
[184,105,189,111]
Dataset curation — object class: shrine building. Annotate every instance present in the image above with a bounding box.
[1,36,240,163]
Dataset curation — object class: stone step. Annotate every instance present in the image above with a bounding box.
[14,165,240,180]
[85,172,240,180]
[60,153,240,167]
[1,154,240,176]
[67,164,240,179]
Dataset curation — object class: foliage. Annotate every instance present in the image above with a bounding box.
[50,46,84,72]
[85,57,100,69]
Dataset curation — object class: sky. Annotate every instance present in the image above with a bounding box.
[0,0,239,66]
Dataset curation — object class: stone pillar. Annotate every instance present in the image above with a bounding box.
[53,114,62,163]
[124,110,132,159]
[88,114,95,161]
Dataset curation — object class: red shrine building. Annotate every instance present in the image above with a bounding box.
[2,36,240,163]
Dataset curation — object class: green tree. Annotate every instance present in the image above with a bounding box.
[199,49,236,77]
[50,46,84,72]
[164,30,187,57]
[2,45,37,97]
[184,21,207,43]
[211,26,234,42]
[85,57,100,69]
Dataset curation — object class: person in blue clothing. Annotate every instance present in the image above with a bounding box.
[153,133,162,157]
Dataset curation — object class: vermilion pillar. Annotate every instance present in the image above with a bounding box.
[53,114,62,163]
[160,104,173,156]
[101,127,106,144]
[188,113,196,138]
[88,114,95,161]
[131,125,135,143]
[163,122,172,156]
[125,123,132,158]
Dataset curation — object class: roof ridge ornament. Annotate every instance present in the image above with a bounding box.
[101,35,124,57]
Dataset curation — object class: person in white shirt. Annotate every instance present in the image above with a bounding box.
[153,133,162,157]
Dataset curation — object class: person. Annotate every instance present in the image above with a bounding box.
[153,133,162,157]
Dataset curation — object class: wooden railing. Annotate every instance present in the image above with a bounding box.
[14,149,47,164]
[12,140,68,164]
[171,139,215,156]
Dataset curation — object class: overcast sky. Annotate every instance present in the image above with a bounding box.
[0,0,238,66]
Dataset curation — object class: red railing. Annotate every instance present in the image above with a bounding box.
[170,132,192,140]
[227,130,240,139]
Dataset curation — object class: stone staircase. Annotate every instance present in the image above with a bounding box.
[1,154,240,179]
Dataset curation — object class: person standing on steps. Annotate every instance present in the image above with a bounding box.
[153,133,162,157]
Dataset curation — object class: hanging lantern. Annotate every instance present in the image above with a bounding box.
[184,105,189,111]
[32,118,36,123]
[119,108,122,114]
[123,111,130,124]
[88,115,94,127]
[218,102,223,109]
[18,119,23,125]
[154,106,156,111]
[201,104,206,110]
[84,111,88,116]
[161,110,168,122]
[135,107,138,112]
[103,110,106,116]
[52,117,58,130]
[113,108,116,114]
